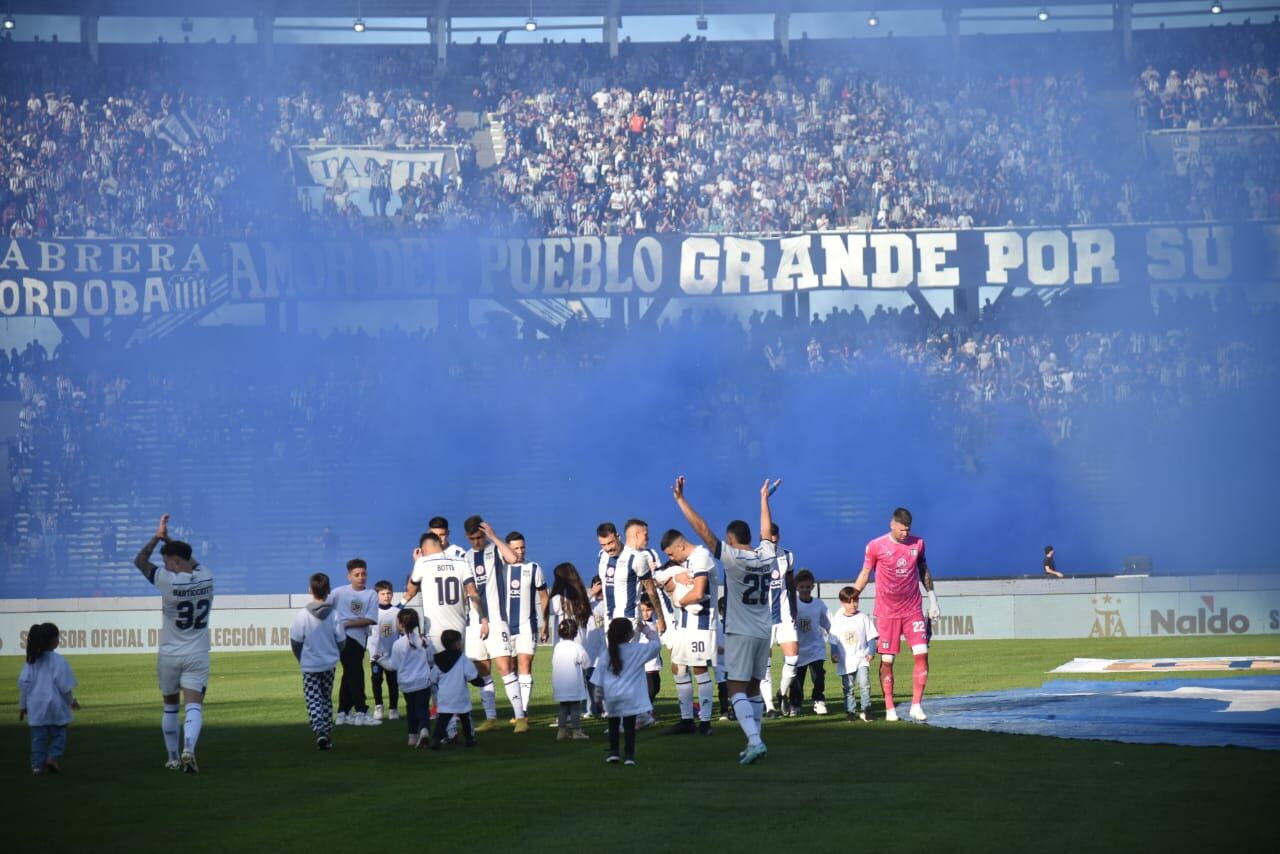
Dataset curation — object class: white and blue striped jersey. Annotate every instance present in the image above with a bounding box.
[718,540,776,639]
[496,561,547,637]
[769,547,797,627]
[602,546,656,621]
[465,542,505,628]
[678,545,717,631]
[152,565,214,657]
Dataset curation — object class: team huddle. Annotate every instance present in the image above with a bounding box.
[16,478,944,774]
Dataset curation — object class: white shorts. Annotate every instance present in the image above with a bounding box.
[671,627,715,667]
[157,652,209,695]
[466,623,513,661]
[723,634,770,682]
[511,633,537,657]
[771,622,798,646]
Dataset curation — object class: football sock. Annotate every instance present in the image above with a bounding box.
[731,693,761,747]
[882,665,896,709]
[481,676,497,719]
[912,656,929,705]
[675,672,694,719]
[761,662,775,711]
[183,703,203,752]
[696,672,714,722]
[780,656,797,699]
[162,704,180,759]
[518,674,533,713]
[750,695,765,729]
[502,673,526,719]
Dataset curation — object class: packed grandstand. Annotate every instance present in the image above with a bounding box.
[0,15,1276,595]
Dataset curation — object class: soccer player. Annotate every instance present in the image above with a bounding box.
[766,524,798,717]
[672,475,780,765]
[328,559,380,726]
[429,516,468,562]
[462,516,526,733]
[852,507,942,722]
[598,520,667,635]
[496,528,550,723]
[790,569,831,715]
[134,513,213,773]
[658,529,718,735]
[402,531,486,655]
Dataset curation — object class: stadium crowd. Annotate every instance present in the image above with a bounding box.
[0,25,1276,243]
[3,287,1275,582]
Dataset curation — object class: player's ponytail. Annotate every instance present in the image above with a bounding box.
[606,617,633,676]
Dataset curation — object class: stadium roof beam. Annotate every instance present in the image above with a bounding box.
[0,0,1228,19]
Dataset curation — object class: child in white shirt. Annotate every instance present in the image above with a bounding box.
[18,622,79,775]
[429,630,483,750]
[591,618,660,765]
[551,618,591,741]
[791,569,832,715]
[384,607,436,748]
[829,586,879,722]
[368,580,402,722]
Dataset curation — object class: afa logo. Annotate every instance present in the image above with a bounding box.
[1089,594,1127,638]
[350,600,365,615]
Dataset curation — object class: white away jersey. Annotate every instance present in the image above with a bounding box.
[410,554,474,639]
[718,540,776,639]
[496,561,547,637]
[153,565,214,657]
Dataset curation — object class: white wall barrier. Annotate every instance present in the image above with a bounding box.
[1,576,1278,655]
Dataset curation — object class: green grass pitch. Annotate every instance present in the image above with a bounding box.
[2,636,1277,852]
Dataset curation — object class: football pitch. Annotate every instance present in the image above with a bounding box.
[3,635,1277,852]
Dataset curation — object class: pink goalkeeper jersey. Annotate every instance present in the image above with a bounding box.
[863,533,926,619]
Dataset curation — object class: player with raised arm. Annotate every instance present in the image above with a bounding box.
[134,513,213,774]
[852,508,941,722]
[657,530,718,735]
[672,476,780,765]
[462,516,527,733]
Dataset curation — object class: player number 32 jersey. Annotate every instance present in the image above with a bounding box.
[154,565,215,657]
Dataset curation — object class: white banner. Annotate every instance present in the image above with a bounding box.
[0,608,296,655]
[292,146,457,190]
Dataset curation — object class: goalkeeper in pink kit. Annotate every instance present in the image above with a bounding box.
[852,508,941,722]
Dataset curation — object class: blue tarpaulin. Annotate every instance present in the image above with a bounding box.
[919,676,1280,750]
